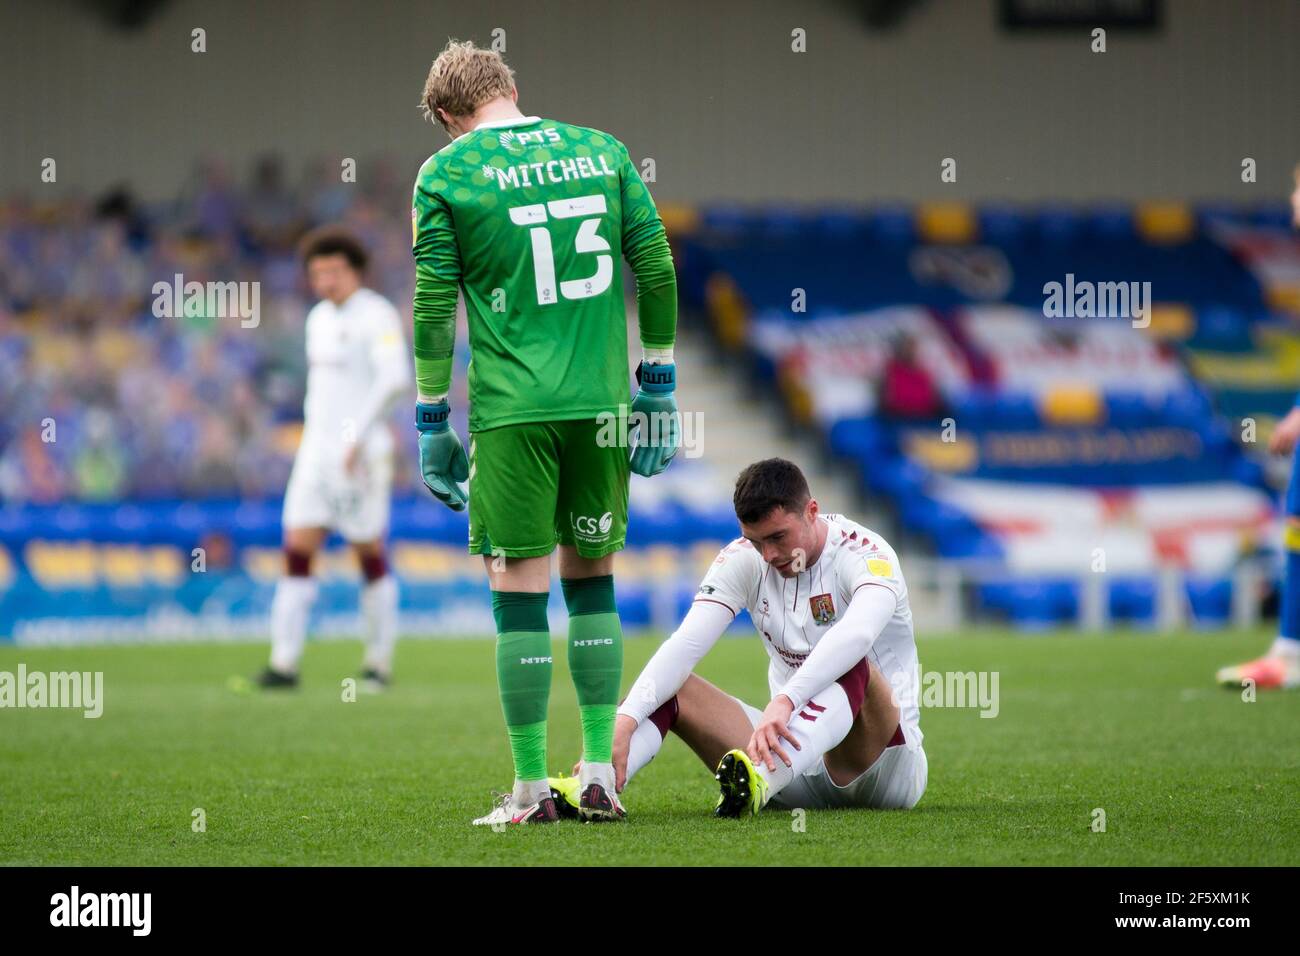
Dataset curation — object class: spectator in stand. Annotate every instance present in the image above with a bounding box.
[878,334,945,421]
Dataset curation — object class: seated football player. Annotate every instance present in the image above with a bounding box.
[553,458,928,817]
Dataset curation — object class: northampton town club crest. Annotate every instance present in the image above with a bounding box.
[809,593,836,625]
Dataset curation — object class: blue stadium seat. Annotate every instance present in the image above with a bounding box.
[616,588,653,629]
[1185,577,1232,627]
[865,457,929,498]
[1195,203,1245,232]
[1252,204,1293,229]
[829,416,891,462]
[814,210,868,240]
[979,578,1079,629]
[1191,306,1252,351]
[977,206,1027,243]
[1231,456,1266,489]
[1088,206,1136,241]
[1161,388,1212,426]
[1037,206,1083,243]
[700,206,758,234]
[758,208,808,237]
[866,206,915,244]
[1105,392,1158,427]
[1108,577,1156,624]
[933,528,1002,560]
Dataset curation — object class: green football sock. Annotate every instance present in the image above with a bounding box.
[492,591,552,783]
[561,575,624,764]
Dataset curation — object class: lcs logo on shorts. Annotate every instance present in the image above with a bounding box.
[571,511,613,540]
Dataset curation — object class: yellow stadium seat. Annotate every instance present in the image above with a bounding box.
[902,433,978,473]
[1040,386,1104,425]
[778,365,814,424]
[25,542,98,588]
[1142,303,1194,340]
[147,546,186,585]
[242,547,283,583]
[706,272,749,350]
[100,545,148,587]
[273,422,305,456]
[917,203,977,244]
[657,202,699,239]
[1265,284,1300,315]
[1135,202,1194,244]
[643,545,679,580]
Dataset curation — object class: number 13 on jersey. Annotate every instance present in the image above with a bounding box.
[509,194,612,305]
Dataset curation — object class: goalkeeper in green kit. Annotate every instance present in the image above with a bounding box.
[411,40,679,826]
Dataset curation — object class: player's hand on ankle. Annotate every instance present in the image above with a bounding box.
[415,400,469,512]
[613,714,637,792]
[749,695,800,772]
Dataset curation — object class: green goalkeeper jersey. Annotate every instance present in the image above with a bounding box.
[411,115,677,432]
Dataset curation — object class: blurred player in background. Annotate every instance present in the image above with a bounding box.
[411,41,679,825]
[558,458,927,817]
[1217,165,1300,691]
[258,228,411,691]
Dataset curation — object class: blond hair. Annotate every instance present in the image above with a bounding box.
[420,40,516,132]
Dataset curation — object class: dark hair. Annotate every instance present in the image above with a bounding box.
[298,226,368,273]
[733,458,811,525]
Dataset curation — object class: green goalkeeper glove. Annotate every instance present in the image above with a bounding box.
[416,400,469,512]
[629,361,680,478]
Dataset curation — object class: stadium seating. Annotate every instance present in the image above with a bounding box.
[4,177,1299,635]
[677,202,1298,628]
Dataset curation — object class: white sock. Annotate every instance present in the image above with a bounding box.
[513,778,551,807]
[1269,636,1300,660]
[626,718,667,785]
[580,760,615,792]
[360,574,399,675]
[269,576,318,674]
[753,683,855,800]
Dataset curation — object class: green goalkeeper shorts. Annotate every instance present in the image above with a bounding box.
[467,418,631,559]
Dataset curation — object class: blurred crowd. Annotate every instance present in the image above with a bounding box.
[0,155,422,503]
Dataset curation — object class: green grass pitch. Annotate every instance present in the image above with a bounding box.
[1,630,1296,866]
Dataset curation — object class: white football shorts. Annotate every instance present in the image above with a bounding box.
[282,446,394,543]
[737,697,927,811]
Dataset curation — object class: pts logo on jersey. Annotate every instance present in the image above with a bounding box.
[570,511,613,542]
[498,127,562,154]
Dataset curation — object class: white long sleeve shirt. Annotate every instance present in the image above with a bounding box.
[299,287,411,465]
[619,513,923,747]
